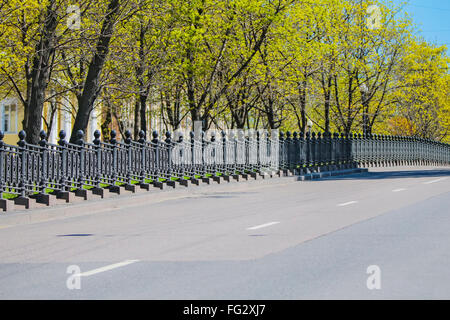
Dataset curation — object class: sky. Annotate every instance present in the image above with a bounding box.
[391,0,450,52]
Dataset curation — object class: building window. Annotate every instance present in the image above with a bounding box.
[1,103,18,133]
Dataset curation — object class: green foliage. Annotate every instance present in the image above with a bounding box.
[0,0,448,141]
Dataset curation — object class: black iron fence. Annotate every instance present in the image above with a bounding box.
[0,129,449,209]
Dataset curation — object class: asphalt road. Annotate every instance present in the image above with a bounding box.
[0,166,449,299]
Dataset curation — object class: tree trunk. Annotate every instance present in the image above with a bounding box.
[70,0,120,143]
[139,94,148,136]
[133,99,140,139]
[101,103,112,141]
[24,0,58,144]
[322,75,332,135]
[299,79,307,134]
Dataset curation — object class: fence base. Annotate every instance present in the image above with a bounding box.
[107,185,122,194]
[91,187,113,198]
[178,179,189,187]
[74,189,101,200]
[166,180,176,188]
[54,190,80,203]
[14,196,37,209]
[30,193,58,206]
[139,183,151,191]
[190,178,200,186]
[202,177,211,184]
[0,199,14,212]
[124,184,138,193]
[152,181,164,190]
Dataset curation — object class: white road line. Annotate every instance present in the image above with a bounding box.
[423,177,447,185]
[246,221,280,230]
[79,260,140,277]
[337,201,358,207]
[393,188,406,192]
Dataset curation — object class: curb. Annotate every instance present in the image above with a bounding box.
[298,168,369,181]
[0,168,369,228]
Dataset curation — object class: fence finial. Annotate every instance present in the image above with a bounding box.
[93,130,101,145]
[75,130,84,146]
[58,130,67,146]
[138,130,146,144]
[39,130,47,147]
[18,130,26,147]
[152,130,158,144]
[124,130,132,144]
[110,130,117,144]
[165,131,172,143]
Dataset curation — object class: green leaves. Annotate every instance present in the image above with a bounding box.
[0,0,448,141]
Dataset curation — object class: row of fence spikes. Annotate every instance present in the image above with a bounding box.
[0,128,441,146]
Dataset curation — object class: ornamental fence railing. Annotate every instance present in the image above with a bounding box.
[0,128,449,210]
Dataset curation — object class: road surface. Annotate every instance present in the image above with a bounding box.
[0,166,449,299]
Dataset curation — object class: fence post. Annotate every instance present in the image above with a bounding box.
[137,129,148,189]
[151,130,163,189]
[90,129,107,198]
[55,130,72,202]
[13,131,34,208]
[331,132,337,170]
[73,130,91,199]
[349,133,356,168]
[107,130,121,194]
[298,132,305,174]
[28,130,56,206]
[256,130,263,177]
[325,132,332,171]
[0,131,4,200]
[220,130,231,181]
[75,130,85,189]
[317,132,323,170]
[285,131,293,175]
[279,131,285,175]
[188,131,199,185]
[345,132,350,169]
[0,131,9,211]
[93,130,101,187]
[123,129,137,192]
[165,131,176,188]
[292,132,299,174]
[305,131,311,172]
[177,132,190,186]
[313,132,319,170]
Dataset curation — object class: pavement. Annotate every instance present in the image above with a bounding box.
[0,165,449,299]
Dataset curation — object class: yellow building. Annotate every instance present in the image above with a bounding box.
[1,98,22,145]
[0,97,101,146]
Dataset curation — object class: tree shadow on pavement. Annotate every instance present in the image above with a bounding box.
[316,169,450,181]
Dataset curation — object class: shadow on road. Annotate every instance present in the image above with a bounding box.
[316,169,450,181]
